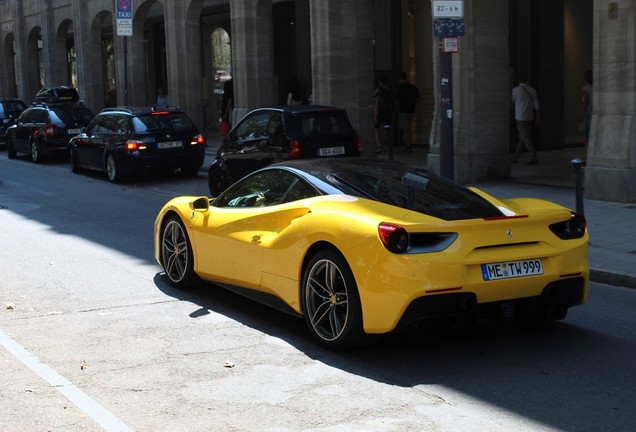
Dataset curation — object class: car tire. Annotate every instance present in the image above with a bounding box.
[6,137,16,159]
[208,165,230,196]
[106,153,123,183]
[30,141,42,163]
[160,215,199,288]
[301,249,366,350]
[70,147,81,173]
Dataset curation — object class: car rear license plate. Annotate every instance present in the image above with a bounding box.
[158,140,182,149]
[481,259,543,281]
[318,146,345,156]
[67,128,81,134]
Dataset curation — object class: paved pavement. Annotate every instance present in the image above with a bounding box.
[203,132,636,289]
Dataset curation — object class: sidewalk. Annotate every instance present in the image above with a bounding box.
[203,131,636,289]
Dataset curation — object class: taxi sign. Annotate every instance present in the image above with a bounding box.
[117,0,133,36]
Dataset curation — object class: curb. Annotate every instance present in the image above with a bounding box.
[590,269,636,290]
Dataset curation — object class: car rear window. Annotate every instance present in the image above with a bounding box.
[51,107,95,127]
[286,110,355,137]
[329,167,504,221]
[0,101,26,115]
[133,112,195,132]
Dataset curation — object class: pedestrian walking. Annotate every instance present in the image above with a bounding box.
[511,72,540,165]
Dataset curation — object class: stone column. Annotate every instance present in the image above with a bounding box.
[163,1,206,132]
[414,0,433,147]
[230,0,276,122]
[39,0,57,87]
[428,0,510,184]
[71,0,101,111]
[585,1,636,203]
[1,12,19,97]
[310,0,375,155]
[10,0,32,102]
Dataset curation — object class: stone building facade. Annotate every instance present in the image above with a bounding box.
[0,0,633,202]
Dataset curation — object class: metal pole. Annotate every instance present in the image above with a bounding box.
[123,37,128,106]
[571,158,585,215]
[440,51,454,180]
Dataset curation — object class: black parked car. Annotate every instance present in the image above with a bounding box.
[68,106,206,183]
[0,99,27,146]
[5,92,94,163]
[208,105,361,195]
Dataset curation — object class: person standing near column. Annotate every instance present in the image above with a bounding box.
[511,72,540,165]
[396,71,420,152]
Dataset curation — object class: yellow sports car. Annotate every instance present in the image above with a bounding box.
[154,158,588,349]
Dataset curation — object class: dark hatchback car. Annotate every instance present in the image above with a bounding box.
[68,106,206,183]
[0,99,27,146]
[5,96,94,163]
[208,105,361,195]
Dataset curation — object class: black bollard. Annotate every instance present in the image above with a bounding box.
[571,158,585,215]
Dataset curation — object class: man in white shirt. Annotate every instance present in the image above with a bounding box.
[512,72,540,164]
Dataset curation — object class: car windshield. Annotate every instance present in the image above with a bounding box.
[133,112,195,132]
[51,107,95,127]
[328,166,504,221]
[286,110,354,137]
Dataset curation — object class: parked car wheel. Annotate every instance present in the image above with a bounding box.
[160,215,199,288]
[30,141,42,163]
[106,153,123,183]
[70,147,81,173]
[301,249,365,349]
[6,137,16,159]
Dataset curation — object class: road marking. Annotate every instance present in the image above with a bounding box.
[0,329,134,431]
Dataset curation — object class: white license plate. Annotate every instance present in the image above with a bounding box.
[67,128,81,134]
[318,146,345,156]
[481,259,543,281]
[158,140,182,149]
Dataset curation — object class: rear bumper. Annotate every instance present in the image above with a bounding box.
[119,148,205,173]
[395,276,585,330]
[346,236,589,333]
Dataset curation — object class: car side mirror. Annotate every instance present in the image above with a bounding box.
[191,197,210,212]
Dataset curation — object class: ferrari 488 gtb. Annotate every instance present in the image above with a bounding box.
[154,158,588,349]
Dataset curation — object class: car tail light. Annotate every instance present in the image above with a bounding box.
[378,222,409,253]
[549,212,586,239]
[43,125,55,137]
[289,140,301,159]
[190,134,205,145]
[355,137,362,155]
[126,140,147,151]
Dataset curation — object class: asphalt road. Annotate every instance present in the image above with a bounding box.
[1,154,635,432]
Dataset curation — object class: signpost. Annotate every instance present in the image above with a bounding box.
[432,0,463,181]
[116,0,133,105]
[116,0,133,36]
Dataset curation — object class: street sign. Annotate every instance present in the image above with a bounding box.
[433,18,465,37]
[116,0,133,36]
[442,36,459,53]
[432,1,463,18]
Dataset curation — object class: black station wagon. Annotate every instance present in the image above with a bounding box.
[68,106,205,182]
[208,105,361,195]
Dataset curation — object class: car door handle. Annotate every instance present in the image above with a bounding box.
[252,234,262,245]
